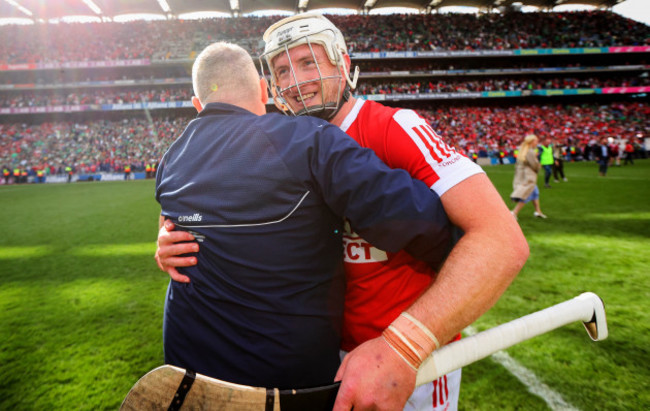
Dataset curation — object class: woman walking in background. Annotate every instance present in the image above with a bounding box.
[510,134,547,219]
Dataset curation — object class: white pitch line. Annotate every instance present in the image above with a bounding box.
[464,326,579,411]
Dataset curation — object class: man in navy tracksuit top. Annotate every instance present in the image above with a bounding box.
[155,42,450,390]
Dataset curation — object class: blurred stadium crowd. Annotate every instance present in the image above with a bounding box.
[1,117,183,180]
[0,11,648,63]
[0,10,648,181]
[2,102,647,180]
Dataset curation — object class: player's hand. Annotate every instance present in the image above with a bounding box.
[333,336,416,411]
[154,219,198,283]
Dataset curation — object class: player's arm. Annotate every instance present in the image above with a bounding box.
[153,155,198,283]
[154,214,198,283]
[409,173,528,343]
[334,174,528,411]
[378,112,528,342]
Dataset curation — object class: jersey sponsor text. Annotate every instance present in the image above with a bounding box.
[342,234,388,263]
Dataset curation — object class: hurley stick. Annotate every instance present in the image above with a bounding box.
[416,292,607,386]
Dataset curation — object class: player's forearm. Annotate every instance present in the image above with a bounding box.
[409,228,527,345]
[405,174,529,346]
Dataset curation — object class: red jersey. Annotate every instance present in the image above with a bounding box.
[339,99,483,351]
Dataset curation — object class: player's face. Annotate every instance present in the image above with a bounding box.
[271,44,343,115]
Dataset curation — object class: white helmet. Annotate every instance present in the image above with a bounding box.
[260,12,359,119]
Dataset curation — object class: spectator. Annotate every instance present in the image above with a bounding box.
[552,137,568,182]
[510,134,547,219]
[623,140,635,165]
[595,137,612,176]
[538,136,554,188]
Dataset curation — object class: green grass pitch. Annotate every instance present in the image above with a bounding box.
[0,160,648,410]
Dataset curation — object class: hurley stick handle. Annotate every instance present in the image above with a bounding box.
[416,292,607,386]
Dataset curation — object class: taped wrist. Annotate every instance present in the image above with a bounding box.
[382,312,440,371]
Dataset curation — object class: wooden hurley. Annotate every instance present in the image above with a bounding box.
[120,364,339,411]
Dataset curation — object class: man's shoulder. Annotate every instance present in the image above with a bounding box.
[358,100,407,124]
[262,111,329,125]
[354,101,425,138]
[260,113,344,144]
[259,112,334,132]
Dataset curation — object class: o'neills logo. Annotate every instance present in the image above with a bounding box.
[178,213,202,222]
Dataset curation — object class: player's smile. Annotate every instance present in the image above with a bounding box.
[297,91,316,102]
[292,90,319,108]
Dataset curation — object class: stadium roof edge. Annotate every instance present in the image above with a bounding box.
[0,0,627,22]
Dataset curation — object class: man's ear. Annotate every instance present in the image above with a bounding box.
[342,53,359,91]
[344,54,351,71]
[260,78,269,105]
[191,96,203,113]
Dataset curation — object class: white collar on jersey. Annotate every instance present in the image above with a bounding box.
[339,98,366,133]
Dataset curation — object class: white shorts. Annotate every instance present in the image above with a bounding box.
[340,351,461,411]
[404,368,461,411]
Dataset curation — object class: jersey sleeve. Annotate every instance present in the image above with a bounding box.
[387,109,484,197]
[309,123,452,267]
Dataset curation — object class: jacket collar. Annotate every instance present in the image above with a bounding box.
[197,102,254,118]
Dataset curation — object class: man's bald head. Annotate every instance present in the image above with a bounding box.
[192,42,262,106]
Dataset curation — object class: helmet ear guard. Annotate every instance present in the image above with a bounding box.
[269,85,290,114]
[347,63,360,92]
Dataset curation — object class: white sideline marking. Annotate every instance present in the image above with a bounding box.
[464,326,579,411]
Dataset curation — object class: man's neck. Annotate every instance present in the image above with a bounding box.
[204,95,265,116]
[328,97,357,128]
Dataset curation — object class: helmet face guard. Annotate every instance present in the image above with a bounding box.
[260,13,359,120]
[261,36,347,119]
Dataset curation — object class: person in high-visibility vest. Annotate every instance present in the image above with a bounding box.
[539,137,554,188]
[36,169,45,183]
[2,167,10,184]
[65,166,73,183]
[145,163,152,179]
[124,164,131,180]
[569,146,577,162]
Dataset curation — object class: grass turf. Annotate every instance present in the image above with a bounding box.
[0,160,648,410]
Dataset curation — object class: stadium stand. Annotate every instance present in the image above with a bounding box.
[0,11,648,183]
